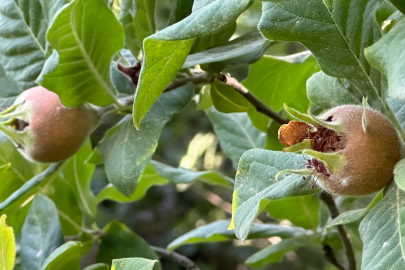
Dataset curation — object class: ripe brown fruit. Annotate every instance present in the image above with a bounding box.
[0,86,96,163]
[280,105,401,196]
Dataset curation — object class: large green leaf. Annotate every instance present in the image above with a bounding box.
[265,194,319,230]
[230,149,320,241]
[45,174,83,236]
[151,160,234,187]
[20,196,63,270]
[365,19,405,100]
[111,258,160,270]
[306,71,360,109]
[395,158,405,191]
[259,0,386,112]
[96,221,158,265]
[40,241,90,270]
[41,0,124,107]
[243,52,318,113]
[183,31,270,69]
[0,64,22,109]
[167,220,312,251]
[63,141,97,217]
[98,84,193,196]
[205,107,266,168]
[245,234,321,268]
[96,160,233,203]
[118,0,156,57]
[360,184,405,269]
[0,0,66,89]
[327,191,383,228]
[133,0,254,128]
[0,215,15,270]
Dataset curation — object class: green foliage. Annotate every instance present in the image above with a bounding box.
[41,0,124,107]
[133,0,254,128]
[98,84,192,196]
[230,149,320,240]
[20,196,63,270]
[97,221,158,265]
[1,0,405,268]
[111,258,160,270]
[0,215,15,270]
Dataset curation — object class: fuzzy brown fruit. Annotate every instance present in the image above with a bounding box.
[280,105,401,196]
[1,86,96,163]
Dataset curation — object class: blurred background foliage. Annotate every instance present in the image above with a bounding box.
[87,1,341,269]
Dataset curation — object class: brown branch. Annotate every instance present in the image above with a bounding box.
[100,66,289,126]
[221,74,289,125]
[151,246,200,270]
[323,244,345,270]
[319,192,356,270]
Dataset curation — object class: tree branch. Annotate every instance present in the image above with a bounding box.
[0,162,63,211]
[319,192,356,270]
[151,246,200,270]
[221,74,289,125]
[323,244,345,270]
[100,66,289,125]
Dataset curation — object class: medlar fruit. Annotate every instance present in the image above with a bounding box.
[279,105,401,196]
[0,86,97,163]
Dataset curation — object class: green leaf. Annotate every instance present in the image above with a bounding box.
[245,234,321,268]
[190,23,236,55]
[327,191,383,228]
[0,215,15,270]
[45,174,83,236]
[132,0,156,44]
[151,160,234,187]
[205,107,266,168]
[365,19,405,100]
[306,71,360,109]
[167,220,312,251]
[0,0,66,89]
[20,196,63,270]
[210,79,251,113]
[96,163,169,203]
[96,221,158,265]
[110,61,135,95]
[395,158,405,191]
[133,39,194,129]
[230,149,320,240]
[96,160,233,203]
[98,84,192,196]
[118,0,156,57]
[389,0,405,14]
[83,264,109,270]
[0,64,22,110]
[41,0,124,107]
[111,258,160,270]
[40,241,90,270]
[265,194,319,230]
[360,183,405,269]
[259,0,386,112]
[63,141,97,217]
[133,0,254,128]
[243,52,318,113]
[183,31,270,69]
[118,0,140,57]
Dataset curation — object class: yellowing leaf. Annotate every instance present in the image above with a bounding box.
[0,215,15,270]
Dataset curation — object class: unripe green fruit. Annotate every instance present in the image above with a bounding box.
[279,105,401,196]
[1,86,96,163]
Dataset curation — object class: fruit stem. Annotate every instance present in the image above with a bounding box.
[319,192,356,270]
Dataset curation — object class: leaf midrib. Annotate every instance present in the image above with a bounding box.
[70,6,115,103]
